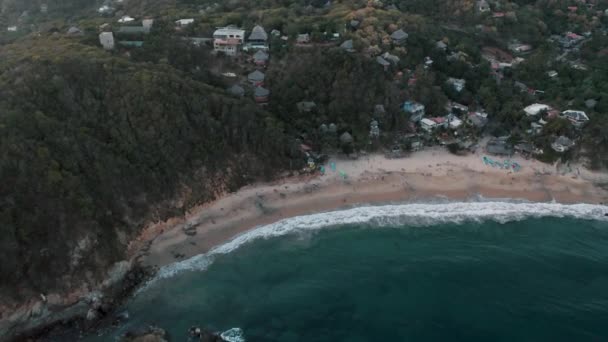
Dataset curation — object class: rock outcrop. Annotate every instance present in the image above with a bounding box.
[0,261,151,342]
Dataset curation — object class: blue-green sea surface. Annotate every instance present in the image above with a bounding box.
[97,214,608,341]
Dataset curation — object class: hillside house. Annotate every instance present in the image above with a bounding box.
[403,101,425,122]
[296,33,310,44]
[213,26,245,56]
[99,32,115,50]
[253,50,269,66]
[247,25,268,50]
[524,103,551,116]
[67,26,82,35]
[117,26,147,35]
[509,43,532,53]
[436,40,447,51]
[561,110,589,128]
[420,118,437,132]
[486,138,513,156]
[142,19,154,33]
[254,86,270,103]
[340,39,354,52]
[376,56,390,71]
[247,70,265,86]
[175,19,194,26]
[447,78,466,92]
[227,84,245,97]
[477,0,490,12]
[390,29,408,45]
[383,52,400,64]
[551,136,574,152]
[297,101,317,113]
[118,16,135,23]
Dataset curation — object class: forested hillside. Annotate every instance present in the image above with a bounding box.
[0,36,290,303]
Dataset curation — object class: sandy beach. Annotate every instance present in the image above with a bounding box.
[128,148,608,268]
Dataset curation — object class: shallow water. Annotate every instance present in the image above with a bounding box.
[94,211,608,341]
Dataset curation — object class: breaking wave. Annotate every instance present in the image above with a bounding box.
[142,201,607,290]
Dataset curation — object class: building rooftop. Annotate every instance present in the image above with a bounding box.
[249,25,268,41]
[524,103,551,116]
[390,29,408,41]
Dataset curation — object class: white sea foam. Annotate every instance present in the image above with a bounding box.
[142,201,608,291]
[220,327,246,342]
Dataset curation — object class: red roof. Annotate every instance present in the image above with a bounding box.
[493,12,505,17]
[566,32,582,39]
[431,117,446,124]
[567,6,578,11]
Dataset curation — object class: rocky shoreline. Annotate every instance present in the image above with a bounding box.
[2,261,154,342]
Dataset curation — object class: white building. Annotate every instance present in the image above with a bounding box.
[561,110,589,128]
[142,19,154,32]
[420,118,437,132]
[99,32,115,50]
[175,18,194,26]
[213,26,245,56]
[449,117,463,129]
[551,136,574,152]
[118,15,135,23]
[524,103,551,116]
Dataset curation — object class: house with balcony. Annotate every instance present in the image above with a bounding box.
[213,26,245,56]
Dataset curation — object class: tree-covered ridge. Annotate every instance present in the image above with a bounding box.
[0,37,289,302]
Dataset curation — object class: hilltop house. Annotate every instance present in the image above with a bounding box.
[99,32,115,50]
[213,26,245,56]
[551,136,574,152]
[390,29,408,45]
[403,101,425,122]
[247,25,268,50]
[560,110,589,128]
[247,70,265,86]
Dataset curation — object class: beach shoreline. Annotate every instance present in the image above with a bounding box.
[128,148,608,269]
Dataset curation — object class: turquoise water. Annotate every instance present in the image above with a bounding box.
[98,213,608,341]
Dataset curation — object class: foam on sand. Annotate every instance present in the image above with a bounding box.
[141,201,607,291]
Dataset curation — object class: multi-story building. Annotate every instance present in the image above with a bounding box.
[213,26,245,56]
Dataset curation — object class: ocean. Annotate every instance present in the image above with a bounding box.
[91,202,608,341]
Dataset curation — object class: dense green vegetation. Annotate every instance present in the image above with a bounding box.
[0,36,290,302]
